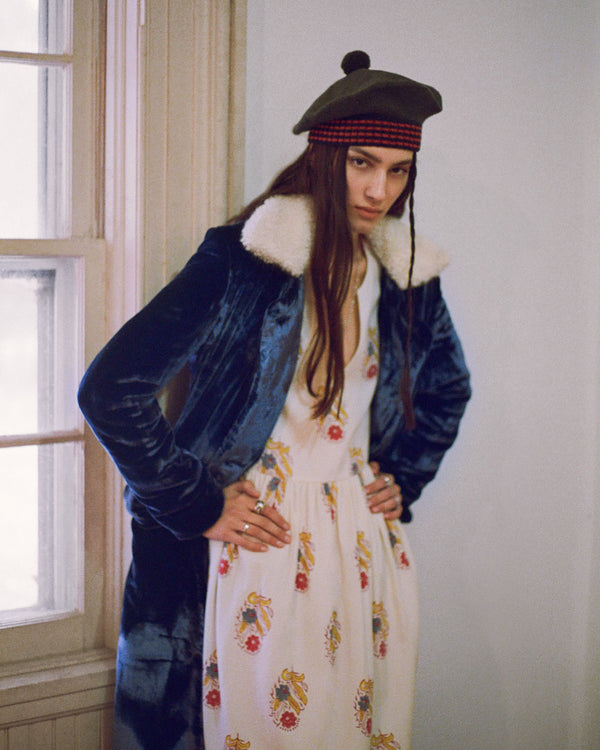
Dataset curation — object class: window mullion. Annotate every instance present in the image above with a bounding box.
[0,430,84,448]
[0,51,72,65]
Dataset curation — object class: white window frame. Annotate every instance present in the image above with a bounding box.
[0,0,114,721]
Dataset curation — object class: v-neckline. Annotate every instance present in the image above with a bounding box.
[343,248,373,370]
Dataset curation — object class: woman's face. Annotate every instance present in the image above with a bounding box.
[345,145,413,238]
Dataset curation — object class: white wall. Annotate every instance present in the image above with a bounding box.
[244,1,600,748]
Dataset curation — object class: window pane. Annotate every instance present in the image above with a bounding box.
[0,256,82,435]
[0,0,70,54]
[0,446,38,610]
[0,270,40,434]
[0,441,83,620]
[0,63,70,239]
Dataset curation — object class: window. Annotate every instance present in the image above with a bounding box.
[0,0,105,658]
[0,256,83,624]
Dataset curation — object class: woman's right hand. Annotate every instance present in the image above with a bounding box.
[203,479,291,552]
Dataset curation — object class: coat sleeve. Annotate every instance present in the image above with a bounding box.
[78,230,231,539]
[376,278,471,521]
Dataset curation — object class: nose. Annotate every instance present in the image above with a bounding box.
[365,169,387,203]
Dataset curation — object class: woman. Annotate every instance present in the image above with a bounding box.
[79,51,470,750]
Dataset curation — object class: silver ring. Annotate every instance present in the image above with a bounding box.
[253,499,265,514]
[243,522,250,533]
[383,475,392,487]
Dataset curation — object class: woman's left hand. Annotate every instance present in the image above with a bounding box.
[365,461,403,520]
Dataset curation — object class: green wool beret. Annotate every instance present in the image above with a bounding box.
[293,51,442,135]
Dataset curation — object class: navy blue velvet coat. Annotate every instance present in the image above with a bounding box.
[78,196,470,749]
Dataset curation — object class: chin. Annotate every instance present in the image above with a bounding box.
[352,220,379,237]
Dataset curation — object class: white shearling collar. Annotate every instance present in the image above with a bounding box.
[240,195,448,289]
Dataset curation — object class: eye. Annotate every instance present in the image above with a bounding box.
[391,165,410,176]
[350,156,368,168]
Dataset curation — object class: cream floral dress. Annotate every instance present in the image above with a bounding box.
[202,249,419,750]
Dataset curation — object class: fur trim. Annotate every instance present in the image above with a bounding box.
[241,195,448,288]
[241,195,315,277]
[368,214,449,288]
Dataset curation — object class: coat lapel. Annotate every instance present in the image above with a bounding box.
[240,194,449,288]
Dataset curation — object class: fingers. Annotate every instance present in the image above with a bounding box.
[204,480,291,552]
[227,479,260,499]
[365,471,403,520]
[240,505,291,550]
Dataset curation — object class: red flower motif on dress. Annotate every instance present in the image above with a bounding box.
[363,327,380,380]
[317,404,347,443]
[234,592,273,653]
[270,668,308,731]
[353,678,374,736]
[203,650,220,711]
[294,531,315,593]
[386,520,411,570]
[372,602,390,660]
[245,634,260,652]
[205,688,220,708]
[327,424,343,441]
[218,542,238,577]
[280,711,297,729]
[355,531,372,592]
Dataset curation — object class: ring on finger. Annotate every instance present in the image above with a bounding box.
[383,474,392,487]
[253,499,265,514]
[243,522,250,534]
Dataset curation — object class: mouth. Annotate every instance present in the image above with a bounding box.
[355,206,382,220]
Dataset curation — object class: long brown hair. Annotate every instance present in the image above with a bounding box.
[231,144,417,421]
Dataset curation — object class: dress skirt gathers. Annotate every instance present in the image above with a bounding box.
[202,250,419,750]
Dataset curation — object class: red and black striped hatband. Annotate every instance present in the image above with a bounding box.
[308,118,422,151]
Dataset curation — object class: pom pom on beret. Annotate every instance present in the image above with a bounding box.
[341,50,370,75]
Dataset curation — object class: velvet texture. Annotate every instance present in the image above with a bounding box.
[371,273,470,521]
[78,221,470,750]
